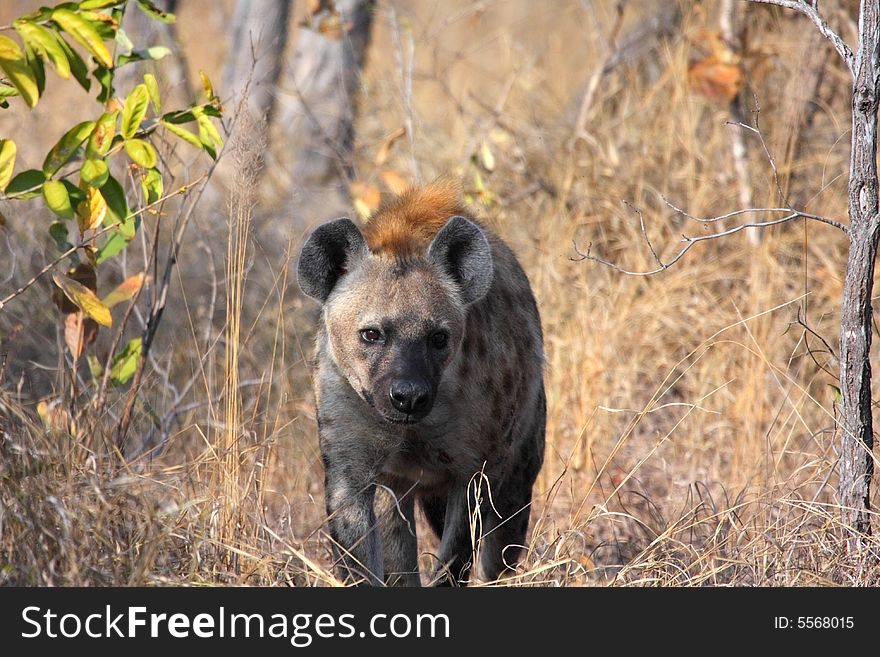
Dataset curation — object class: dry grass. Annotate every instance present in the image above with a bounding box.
[2,0,880,586]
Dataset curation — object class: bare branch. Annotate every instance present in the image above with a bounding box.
[748,0,854,73]
[574,213,809,276]
[659,196,849,233]
[623,200,664,268]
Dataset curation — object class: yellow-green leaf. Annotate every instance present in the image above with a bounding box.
[86,111,117,158]
[0,35,39,107]
[109,337,141,384]
[121,84,149,139]
[51,9,113,69]
[199,69,215,101]
[14,21,70,79]
[143,72,160,112]
[124,138,157,168]
[43,179,74,218]
[52,271,112,327]
[96,229,128,263]
[0,139,16,190]
[80,1,125,10]
[56,33,90,91]
[43,120,95,175]
[102,272,147,308]
[136,0,176,24]
[80,158,108,187]
[196,110,223,151]
[162,120,202,149]
[140,167,162,205]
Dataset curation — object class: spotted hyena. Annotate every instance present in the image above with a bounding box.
[297,179,545,586]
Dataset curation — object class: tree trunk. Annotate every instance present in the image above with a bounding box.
[839,0,880,552]
[263,0,376,216]
[222,0,292,124]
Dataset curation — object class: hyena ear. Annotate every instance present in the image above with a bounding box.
[428,216,494,305]
[297,218,367,303]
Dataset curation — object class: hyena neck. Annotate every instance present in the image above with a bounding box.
[362,178,473,258]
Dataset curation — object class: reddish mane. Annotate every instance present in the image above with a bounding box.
[362,178,467,256]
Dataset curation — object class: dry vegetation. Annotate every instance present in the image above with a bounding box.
[2,0,879,586]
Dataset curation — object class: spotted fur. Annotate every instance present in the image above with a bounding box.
[298,179,545,586]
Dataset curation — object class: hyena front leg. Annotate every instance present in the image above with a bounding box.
[375,483,420,586]
[323,462,384,586]
[429,486,477,586]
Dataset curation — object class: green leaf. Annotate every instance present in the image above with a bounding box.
[99,174,129,225]
[0,139,16,190]
[109,337,142,384]
[43,179,74,218]
[136,0,176,24]
[80,1,126,10]
[124,138,157,168]
[140,167,162,205]
[94,64,113,104]
[24,42,45,97]
[19,7,55,23]
[5,168,46,199]
[81,158,109,187]
[43,120,96,175]
[0,86,21,98]
[143,72,160,112]
[117,46,171,66]
[96,229,127,262]
[86,110,117,158]
[49,220,72,251]
[162,119,202,149]
[51,9,113,69]
[14,21,71,79]
[161,108,195,124]
[62,178,86,207]
[56,34,90,91]
[0,35,40,107]
[121,84,149,139]
[120,213,137,239]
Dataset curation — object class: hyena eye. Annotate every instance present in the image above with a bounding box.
[360,329,384,343]
[430,331,449,349]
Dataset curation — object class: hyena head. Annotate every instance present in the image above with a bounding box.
[298,213,493,424]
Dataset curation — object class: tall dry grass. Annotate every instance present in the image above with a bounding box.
[1,0,879,586]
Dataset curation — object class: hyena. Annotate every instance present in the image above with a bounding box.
[297,179,545,586]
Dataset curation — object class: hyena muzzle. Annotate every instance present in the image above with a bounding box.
[297,180,545,586]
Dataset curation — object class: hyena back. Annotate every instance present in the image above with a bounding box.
[297,179,545,586]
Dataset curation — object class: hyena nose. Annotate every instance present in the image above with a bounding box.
[389,379,430,415]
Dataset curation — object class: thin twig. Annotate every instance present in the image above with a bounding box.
[624,200,663,267]
[573,213,807,276]
[660,196,848,233]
